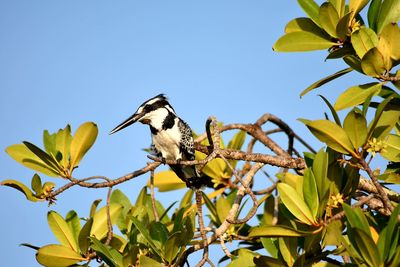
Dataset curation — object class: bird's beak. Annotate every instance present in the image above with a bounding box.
[109,112,144,134]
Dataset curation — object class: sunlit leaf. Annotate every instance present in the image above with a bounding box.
[273,31,336,52]
[349,0,370,22]
[90,237,123,267]
[78,218,93,254]
[48,211,79,252]
[319,2,340,37]
[299,119,355,156]
[55,125,72,168]
[151,170,186,192]
[368,0,382,31]
[371,110,400,140]
[130,215,163,258]
[303,169,319,219]
[36,244,85,267]
[43,130,57,158]
[31,173,42,195]
[65,210,81,249]
[139,255,162,267]
[6,143,61,177]
[90,203,122,240]
[381,134,400,162]
[361,47,387,77]
[300,68,352,97]
[376,0,400,34]
[1,179,39,202]
[351,28,378,58]
[277,183,316,225]
[285,17,327,38]
[70,122,98,170]
[249,225,316,237]
[334,83,382,111]
[367,94,397,141]
[343,109,368,148]
[343,204,371,236]
[378,23,400,62]
[297,0,320,26]
[330,0,345,17]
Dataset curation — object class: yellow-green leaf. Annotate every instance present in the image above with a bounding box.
[90,203,123,240]
[334,83,382,111]
[336,12,353,39]
[378,23,400,62]
[249,225,316,237]
[299,119,355,156]
[277,183,316,225]
[319,2,340,37]
[376,0,400,34]
[361,47,387,77]
[273,31,336,52]
[1,179,39,202]
[344,109,368,148]
[151,170,186,192]
[5,144,60,177]
[36,244,85,267]
[55,125,72,168]
[70,122,98,170]
[285,17,328,39]
[349,0,370,22]
[382,134,400,162]
[330,0,345,17]
[351,28,378,58]
[48,211,79,252]
[297,0,320,26]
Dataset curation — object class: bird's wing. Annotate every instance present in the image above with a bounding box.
[178,119,195,161]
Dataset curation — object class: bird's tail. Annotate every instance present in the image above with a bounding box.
[169,164,211,189]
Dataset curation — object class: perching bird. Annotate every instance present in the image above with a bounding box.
[110,94,204,188]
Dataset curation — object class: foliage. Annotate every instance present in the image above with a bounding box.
[2,0,400,266]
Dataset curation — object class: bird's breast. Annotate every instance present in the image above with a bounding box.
[152,127,182,160]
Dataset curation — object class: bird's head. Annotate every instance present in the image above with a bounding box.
[110,94,175,134]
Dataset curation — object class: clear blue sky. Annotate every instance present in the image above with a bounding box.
[0,1,372,266]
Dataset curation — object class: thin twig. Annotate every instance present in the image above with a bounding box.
[149,170,159,222]
[195,189,212,267]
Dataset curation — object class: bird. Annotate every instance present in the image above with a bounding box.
[110,94,204,188]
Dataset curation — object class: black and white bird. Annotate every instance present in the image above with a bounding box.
[110,94,204,188]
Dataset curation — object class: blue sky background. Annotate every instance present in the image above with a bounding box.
[0,0,379,266]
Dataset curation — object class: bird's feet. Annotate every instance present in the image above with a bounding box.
[160,157,166,164]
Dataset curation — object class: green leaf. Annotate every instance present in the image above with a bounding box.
[216,196,231,224]
[353,228,382,267]
[90,203,123,240]
[336,12,354,39]
[303,169,319,220]
[361,47,387,77]
[372,110,400,140]
[300,68,352,97]
[47,211,79,252]
[319,2,340,37]
[313,149,329,202]
[179,189,194,209]
[318,95,341,126]
[55,125,72,168]
[254,255,284,267]
[89,199,102,218]
[43,130,57,158]
[277,183,316,225]
[279,237,297,267]
[381,134,400,162]
[335,83,382,111]
[36,244,85,267]
[297,0,321,26]
[164,232,182,263]
[368,0,382,31]
[351,28,378,58]
[378,23,400,62]
[285,18,326,38]
[149,221,169,251]
[90,237,123,267]
[23,141,63,173]
[70,122,98,170]
[349,0,370,21]
[249,225,316,237]
[65,210,81,250]
[273,31,336,52]
[344,109,368,148]
[202,191,220,225]
[299,119,355,156]
[343,55,364,73]
[342,204,371,236]
[376,0,400,34]
[367,94,397,141]
[151,170,186,192]
[6,143,60,177]
[130,215,163,258]
[31,173,42,195]
[139,255,162,267]
[330,0,346,17]
[379,204,400,261]
[1,179,39,202]
[78,218,93,254]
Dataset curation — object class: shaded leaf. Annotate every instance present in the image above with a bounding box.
[300,68,352,97]
[319,94,341,126]
[334,83,382,111]
[371,110,400,140]
[277,183,316,225]
[139,255,162,267]
[78,218,93,254]
[70,122,98,170]
[90,237,123,267]
[1,179,39,202]
[31,173,42,195]
[361,47,387,77]
[299,119,355,156]
[130,215,163,258]
[343,204,371,236]
[36,244,85,267]
[23,141,63,174]
[367,94,397,141]
[353,228,382,267]
[47,211,79,252]
[55,125,72,168]
[303,168,319,219]
[285,17,326,38]
[368,0,382,31]
[89,199,102,218]
[336,12,353,39]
